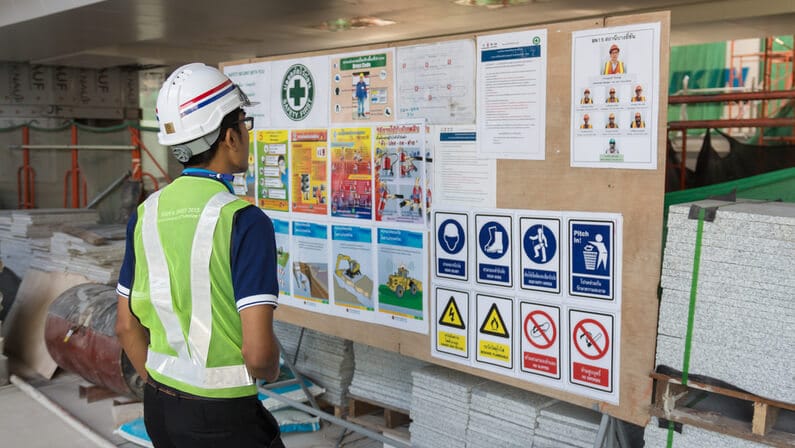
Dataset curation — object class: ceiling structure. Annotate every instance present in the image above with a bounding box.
[0,0,793,69]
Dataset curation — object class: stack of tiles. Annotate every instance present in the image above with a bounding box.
[533,401,601,447]
[466,382,555,448]
[410,366,484,448]
[657,200,795,403]
[349,342,428,411]
[0,209,99,275]
[273,321,354,407]
[30,225,125,284]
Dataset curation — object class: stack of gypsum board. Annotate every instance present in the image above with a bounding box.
[30,224,125,284]
[0,209,99,275]
[533,401,602,448]
[409,365,484,448]
[273,321,353,407]
[657,200,795,403]
[466,381,556,448]
[348,342,428,411]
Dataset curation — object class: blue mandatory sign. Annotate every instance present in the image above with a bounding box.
[523,224,557,265]
[439,219,466,255]
[570,222,612,298]
[478,221,509,260]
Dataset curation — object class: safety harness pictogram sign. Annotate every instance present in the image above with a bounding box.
[439,295,466,330]
[569,309,614,393]
[519,302,561,380]
[475,293,514,372]
[433,286,470,362]
[519,216,561,294]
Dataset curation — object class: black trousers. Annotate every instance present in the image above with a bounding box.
[144,380,285,448]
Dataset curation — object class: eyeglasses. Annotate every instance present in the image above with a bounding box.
[231,117,254,131]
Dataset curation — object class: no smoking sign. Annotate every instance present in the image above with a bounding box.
[519,302,560,380]
[569,309,614,393]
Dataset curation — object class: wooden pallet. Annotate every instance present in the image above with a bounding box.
[651,372,795,448]
[346,394,411,431]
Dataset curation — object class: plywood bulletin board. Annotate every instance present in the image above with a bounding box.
[222,10,669,426]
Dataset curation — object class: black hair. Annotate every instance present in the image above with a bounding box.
[182,107,244,168]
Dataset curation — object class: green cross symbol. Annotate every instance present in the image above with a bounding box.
[289,79,306,107]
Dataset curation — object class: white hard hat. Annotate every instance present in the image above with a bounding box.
[156,63,253,162]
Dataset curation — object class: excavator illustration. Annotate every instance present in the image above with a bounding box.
[385,265,422,298]
[335,254,361,279]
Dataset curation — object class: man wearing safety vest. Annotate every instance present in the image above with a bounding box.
[116,63,284,447]
[603,44,625,75]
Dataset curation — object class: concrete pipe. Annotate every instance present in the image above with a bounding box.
[44,283,143,399]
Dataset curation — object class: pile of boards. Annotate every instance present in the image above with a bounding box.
[274,321,354,407]
[348,342,428,411]
[656,200,795,403]
[0,209,99,276]
[409,365,603,448]
[30,224,126,285]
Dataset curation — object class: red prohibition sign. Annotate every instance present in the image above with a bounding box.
[573,318,609,361]
[523,310,556,350]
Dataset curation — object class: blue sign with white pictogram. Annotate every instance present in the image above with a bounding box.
[520,217,561,294]
[569,220,614,300]
[475,214,513,287]
[435,212,469,281]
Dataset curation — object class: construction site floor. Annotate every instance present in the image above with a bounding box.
[1,366,380,448]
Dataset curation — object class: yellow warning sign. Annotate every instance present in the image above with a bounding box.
[439,296,466,329]
[479,340,510,362]
[439,331,467,352]
[479,303,509,338]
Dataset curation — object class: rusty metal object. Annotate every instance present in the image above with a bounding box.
[44,283,143,399]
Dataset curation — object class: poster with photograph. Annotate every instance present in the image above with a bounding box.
[570,23,660,169]
[331,49,395,123]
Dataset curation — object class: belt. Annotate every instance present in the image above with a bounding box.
[146,378,207,401]
[146,378,257,402]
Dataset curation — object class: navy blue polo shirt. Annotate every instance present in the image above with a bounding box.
[116,170,279,312]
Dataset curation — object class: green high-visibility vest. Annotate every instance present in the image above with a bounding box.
[131,176,255,398]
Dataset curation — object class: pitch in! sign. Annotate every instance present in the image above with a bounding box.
[475,293,514,372]
[433,286,470,362]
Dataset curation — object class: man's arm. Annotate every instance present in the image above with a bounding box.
[115,297,149,381]
[240,304,280,382]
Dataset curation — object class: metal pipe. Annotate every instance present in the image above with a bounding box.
[10,375,118,448]
[9,144,137,150]
[668,90,795,104]
[257,387,411,448]
[668,117,794,130]
[70,125,80,208]
[86,171,130,209]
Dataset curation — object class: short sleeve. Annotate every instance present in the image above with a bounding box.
[116,210,138,298]
[230,206,279,311]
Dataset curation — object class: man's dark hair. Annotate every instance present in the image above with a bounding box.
[182,107,244,167]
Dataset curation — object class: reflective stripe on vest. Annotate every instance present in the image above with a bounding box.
[141,190,252,389]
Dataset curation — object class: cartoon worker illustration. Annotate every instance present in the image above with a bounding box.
[605,113,618,129]
[606,87,619,104]
[603,44,625,75]
[631,85,646,102]
[580,88,593,104]
[278,154,288,188]
[631,112,645,129]
[580,113,592,129]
